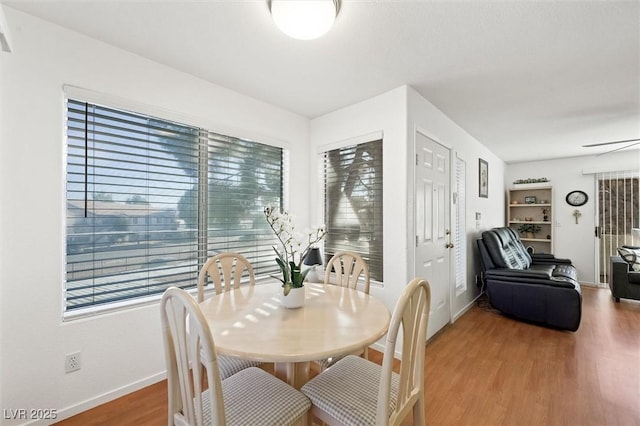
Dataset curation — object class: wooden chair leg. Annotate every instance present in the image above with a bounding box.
[413,394,426,426]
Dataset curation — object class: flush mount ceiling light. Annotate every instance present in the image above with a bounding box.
[269,0,340,40]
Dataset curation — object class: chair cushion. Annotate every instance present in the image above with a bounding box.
[215,367,310,426]
[217,355,262,380]
[482,228,532,270]
[314,347,367,371]
[618,246,640,272]
[301,355,399,425]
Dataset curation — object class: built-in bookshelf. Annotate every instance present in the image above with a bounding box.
[508,184,553,254]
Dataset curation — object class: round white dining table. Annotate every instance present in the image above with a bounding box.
[198,281,391,389]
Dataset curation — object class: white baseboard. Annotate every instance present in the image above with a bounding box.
[452,293,481,322]
[22,372,166,426]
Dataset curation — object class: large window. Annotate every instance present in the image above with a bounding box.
[322,139,383,281]
[65,99,283,312]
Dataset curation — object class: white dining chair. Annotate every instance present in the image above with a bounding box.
[197,252,256,301]
[160,287,311,426]
[301,277,431,426]
[197,252,262,379]
[323,251,370,294]
[315,251,371,370]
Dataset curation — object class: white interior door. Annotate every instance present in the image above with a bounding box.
[414,132,452,339]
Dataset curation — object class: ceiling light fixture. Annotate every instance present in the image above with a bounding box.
[269,0,340,40]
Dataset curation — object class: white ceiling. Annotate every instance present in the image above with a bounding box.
[4,0,640,163]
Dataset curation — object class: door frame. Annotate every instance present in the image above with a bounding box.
[408,126,455,329]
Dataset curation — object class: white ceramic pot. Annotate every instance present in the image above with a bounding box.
[281,286,305,309]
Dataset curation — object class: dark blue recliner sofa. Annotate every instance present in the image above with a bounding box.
[477,227,582,331]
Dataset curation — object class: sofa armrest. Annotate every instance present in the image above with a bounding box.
[486,266,553,280]
[611,256,630,278]
[610,256,630,296]
[531,253,554,259]
[531,253,572,265]
[609,256,640,301]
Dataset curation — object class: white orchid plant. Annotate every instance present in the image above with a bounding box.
[264,206,327,296]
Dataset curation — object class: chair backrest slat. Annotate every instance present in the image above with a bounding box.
[377,278,431,425]
[324,251,370,294]
[197,252,255,302]
[161,287,227,426]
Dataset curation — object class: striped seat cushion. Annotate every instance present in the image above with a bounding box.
[301,355,399,425]
[202,367,310,426]
[217,355,262,380]
[314,347,366,371]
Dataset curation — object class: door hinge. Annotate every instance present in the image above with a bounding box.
[416,154,419,166]
[416,235,419,247]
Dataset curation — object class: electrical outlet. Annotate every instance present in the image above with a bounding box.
[65,352,81,374]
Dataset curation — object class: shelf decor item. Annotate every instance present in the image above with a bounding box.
[524,196,537,204]
[264,206,326,305]
[513,177,550,184]
[517,223,541,238]
[542,207,549,221]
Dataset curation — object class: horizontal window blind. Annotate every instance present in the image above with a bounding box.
[205,132,282,276]
[323,140,383,280]
[65,99,282,311]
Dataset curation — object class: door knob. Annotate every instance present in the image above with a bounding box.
[445,242,454,249]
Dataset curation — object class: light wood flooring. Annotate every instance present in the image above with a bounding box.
[55,287,640,425]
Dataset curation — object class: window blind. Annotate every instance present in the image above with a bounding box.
[65,99,282,311]
[322,140,383,280]
[597,170,639,283]
[205,132,283,275]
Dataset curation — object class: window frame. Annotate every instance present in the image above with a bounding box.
[320,134,384,282]
[62,87,288,319]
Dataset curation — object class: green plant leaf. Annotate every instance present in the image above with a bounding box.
[274,257,290,282]
[300,267,311,282]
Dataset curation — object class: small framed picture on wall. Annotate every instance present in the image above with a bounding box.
[479,158,488,198]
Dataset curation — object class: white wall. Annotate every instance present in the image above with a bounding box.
[0,8,309,425]
[309,86,408,312]
[309,86,506,330]
[406,87,505,319]
[506,152,640,285]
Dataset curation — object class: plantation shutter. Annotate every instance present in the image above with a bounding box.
[454,155,467,292]
[323,139,383,280]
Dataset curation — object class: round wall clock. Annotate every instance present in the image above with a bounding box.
[566,190,588,206]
